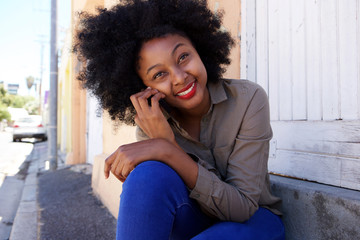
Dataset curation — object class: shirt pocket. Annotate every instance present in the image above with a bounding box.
[212,145,232,179]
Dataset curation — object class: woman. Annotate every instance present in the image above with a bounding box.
[74,0,284,239]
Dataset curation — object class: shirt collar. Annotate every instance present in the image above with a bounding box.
[207,80,228,105]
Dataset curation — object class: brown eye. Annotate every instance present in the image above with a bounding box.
[153,72,165,79]
[178,53,189,63]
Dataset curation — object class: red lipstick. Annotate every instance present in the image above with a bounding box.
[176,81,197,100]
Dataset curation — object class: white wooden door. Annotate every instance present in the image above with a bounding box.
[242,0,360,191]
[86,93,103,164]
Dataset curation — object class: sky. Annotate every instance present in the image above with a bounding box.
[0,0,71,97]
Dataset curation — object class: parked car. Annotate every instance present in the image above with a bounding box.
[12,115,47,142]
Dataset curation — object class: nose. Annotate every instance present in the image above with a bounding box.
[171,66,187,86]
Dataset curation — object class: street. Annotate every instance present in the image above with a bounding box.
[0,130,36,240]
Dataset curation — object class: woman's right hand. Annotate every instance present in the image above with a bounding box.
[130,87,176,145]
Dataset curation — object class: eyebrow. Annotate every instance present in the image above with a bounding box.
[146,43,186,75]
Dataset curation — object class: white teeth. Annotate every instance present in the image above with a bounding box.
[177,82,195,96]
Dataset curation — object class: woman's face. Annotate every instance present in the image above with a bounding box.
[137,34,209,114]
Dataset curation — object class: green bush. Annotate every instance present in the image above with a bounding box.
[0,103,11,121]
[1,94,35,108]
[24,100,40,115]
[0,86,37,109]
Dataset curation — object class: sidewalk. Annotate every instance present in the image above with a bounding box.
[10,141,117,240]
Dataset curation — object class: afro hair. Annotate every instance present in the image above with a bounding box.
[73,0,234,125]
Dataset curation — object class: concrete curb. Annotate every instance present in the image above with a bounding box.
[270,175,360,240]
[10,156,39,240]
[10,142,67,240]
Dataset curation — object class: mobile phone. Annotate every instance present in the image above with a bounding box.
[148,96,172,113]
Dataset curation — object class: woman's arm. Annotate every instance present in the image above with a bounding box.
[104,138,199,188]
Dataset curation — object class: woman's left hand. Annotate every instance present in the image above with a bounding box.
[104,138,167,182]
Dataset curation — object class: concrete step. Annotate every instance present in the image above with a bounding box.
[270,175,360,240]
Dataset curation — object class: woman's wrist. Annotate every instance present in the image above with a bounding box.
[153,138,182,160]
[153,138,198,189]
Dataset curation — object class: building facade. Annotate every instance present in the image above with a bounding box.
[57,0,360,233]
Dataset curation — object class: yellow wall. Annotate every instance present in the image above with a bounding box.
[58,0,105,165]
[58,29,73,157]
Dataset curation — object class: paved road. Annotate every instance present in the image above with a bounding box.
[0,131,37,240]
[0,131,34,182]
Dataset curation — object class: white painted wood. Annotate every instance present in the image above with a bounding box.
[305,0,322,120]
[341,159,360,190]
[278,0,292,120]
[244,0,360,190]
[358,0,360,119]
[269,120,360,191]
[86,93,103,165]
[291,0,307,120]
[339,0,358,120]
[320,0,340,120]
[246,0,257,83]
[245,0,360,122]
[240,0,248,80]
[268,0,280,120]
[271,121,360,159]
[269,150,360,191]
[269,150,342,187]
[255,0,269,95]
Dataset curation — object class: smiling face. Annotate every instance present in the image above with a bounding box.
[136,34,210,116]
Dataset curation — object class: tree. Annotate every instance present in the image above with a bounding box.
[26,76,35,90]
[0,89,35,109]
[0,103,11,121]
[0,87,11,121]
[0,87,6,98]
[24,99,40,115]
[0,86,38,121]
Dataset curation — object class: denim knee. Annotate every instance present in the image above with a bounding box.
[121,161,189,206]
[117,161,213,240]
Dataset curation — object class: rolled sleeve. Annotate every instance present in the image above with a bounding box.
[189,164,213,202]
[189,162,258,221]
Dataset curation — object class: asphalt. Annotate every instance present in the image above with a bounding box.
[10,141,117,240]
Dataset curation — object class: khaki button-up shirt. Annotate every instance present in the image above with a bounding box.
[136,79,281,222]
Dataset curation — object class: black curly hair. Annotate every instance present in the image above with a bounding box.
[73,0,234,125]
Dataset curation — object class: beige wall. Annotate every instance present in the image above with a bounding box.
[208,0,241,79]
[102,113,137,155]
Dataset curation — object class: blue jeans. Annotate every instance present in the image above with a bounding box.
[116,161,285,240]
